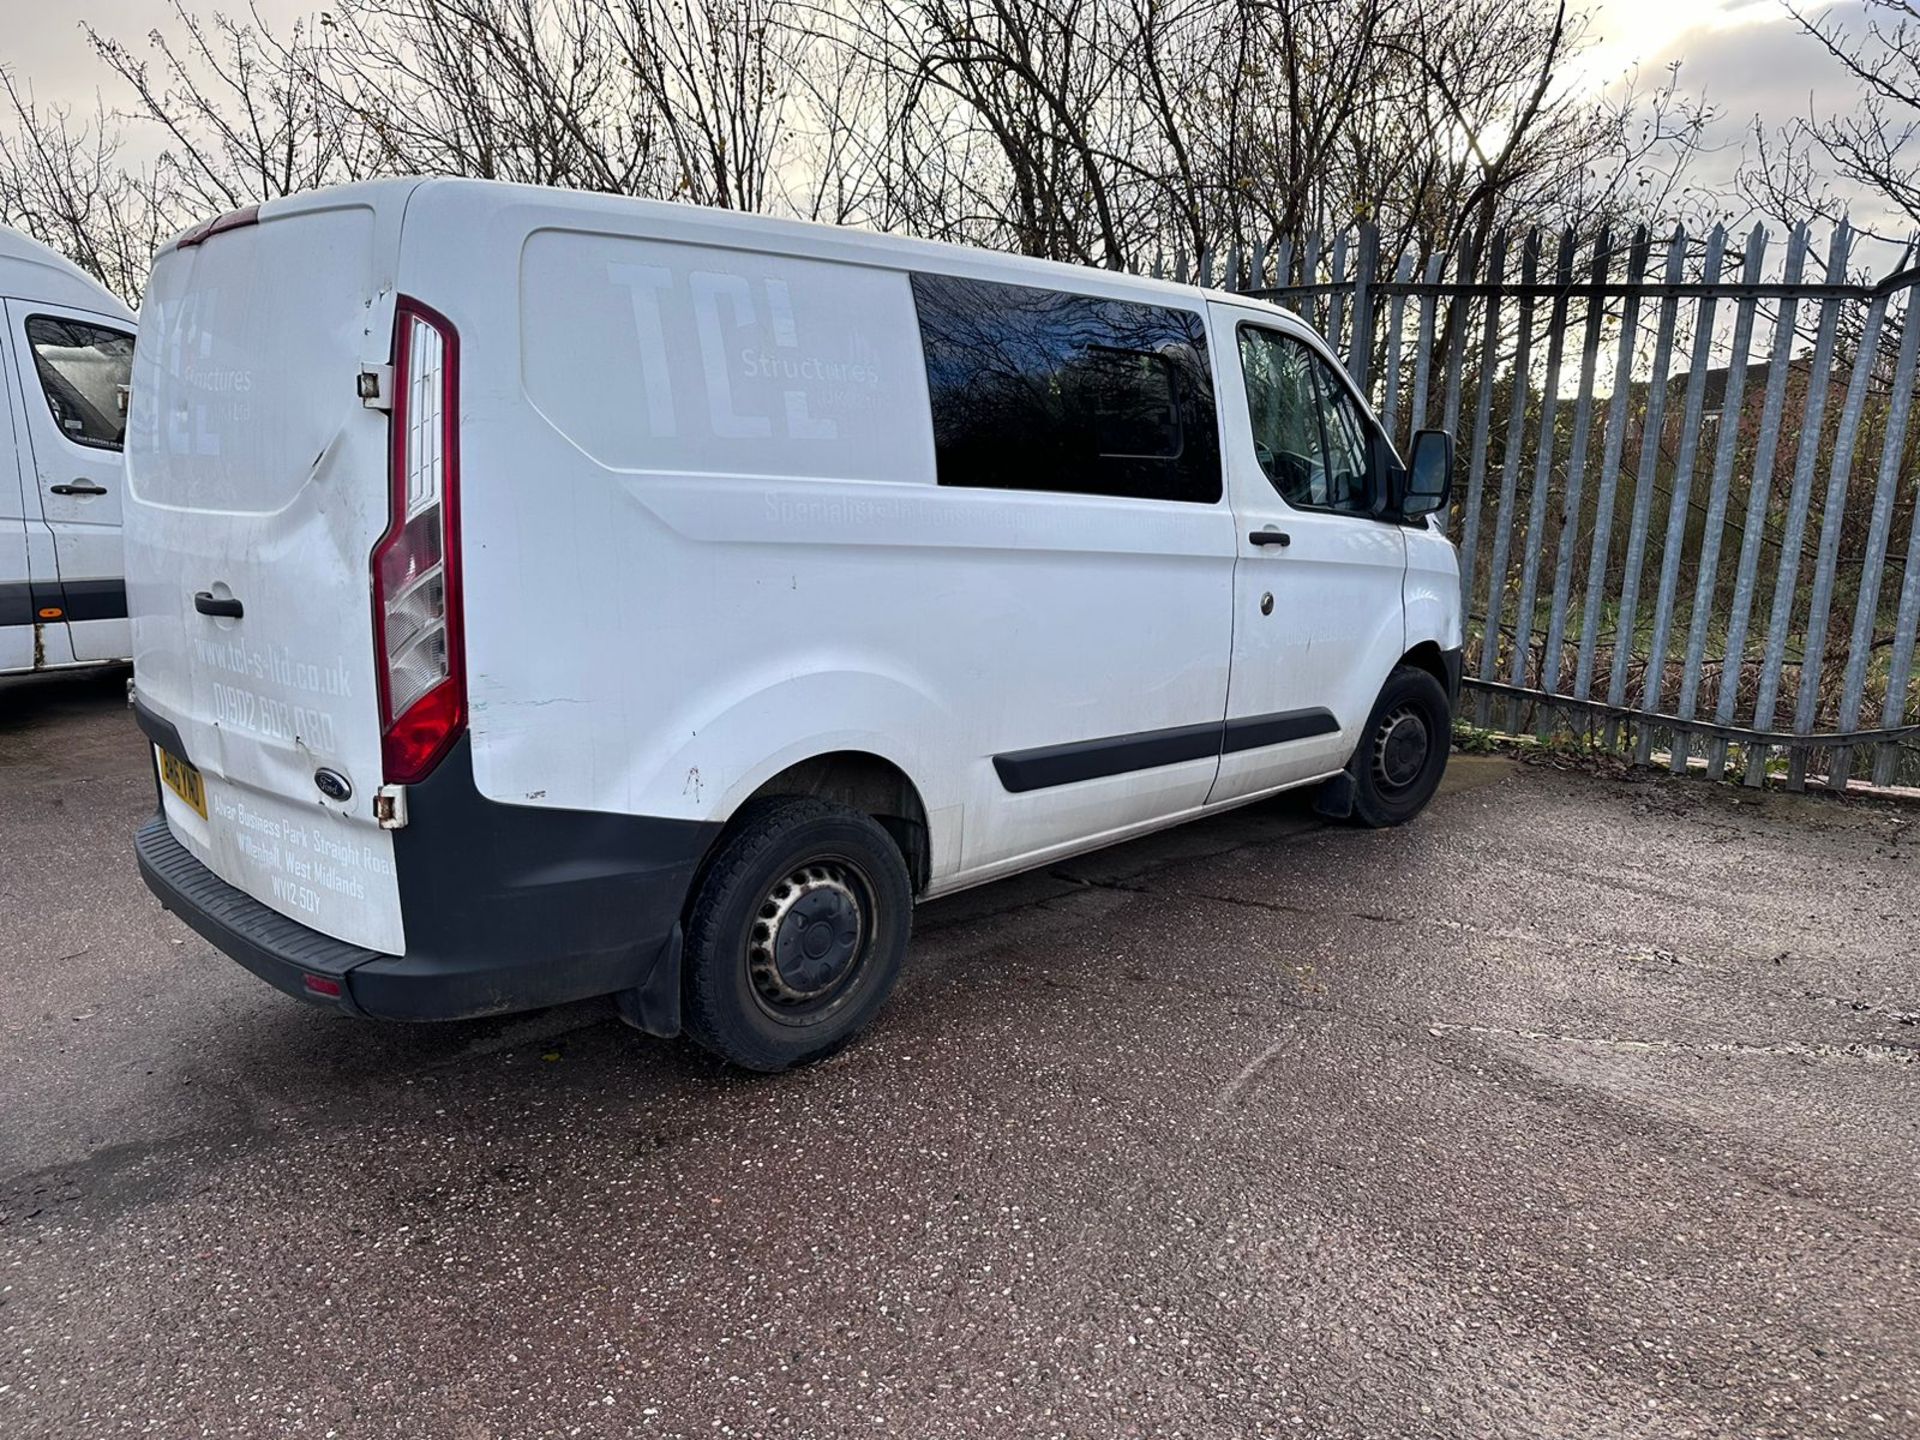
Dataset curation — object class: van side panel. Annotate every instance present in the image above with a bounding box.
[408,196,1236,887]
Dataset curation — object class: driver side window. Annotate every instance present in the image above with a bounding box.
[1237,325,1373,515]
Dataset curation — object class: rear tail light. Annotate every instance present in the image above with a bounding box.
[371,298,464,784]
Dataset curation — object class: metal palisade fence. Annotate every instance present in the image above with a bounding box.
[1156,222,1920,793]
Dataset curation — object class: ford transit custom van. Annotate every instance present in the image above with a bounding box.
[2,226,136,675]
[126,180,1462,1070]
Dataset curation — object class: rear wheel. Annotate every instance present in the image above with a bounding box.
[1350,664,1452,828]
[682,796,912,1071]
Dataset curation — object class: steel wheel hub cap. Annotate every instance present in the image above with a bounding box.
[1373,705,1430,791]
[749,863,867,1005]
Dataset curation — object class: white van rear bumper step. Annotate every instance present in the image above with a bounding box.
[135,812,383,1013]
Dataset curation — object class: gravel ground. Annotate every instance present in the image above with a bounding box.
[1,669,1916,1440]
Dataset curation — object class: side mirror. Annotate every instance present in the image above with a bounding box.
[1402,429,1454,520]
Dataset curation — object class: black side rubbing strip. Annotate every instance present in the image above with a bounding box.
[63,578,129,622]
[1222,707,1339,754]
[993,708,1340,793]
[993,721,1223,794]
[0,582,31,627]
[0,578,128,624]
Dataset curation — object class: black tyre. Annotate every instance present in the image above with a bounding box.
[1350,664,1452,828]
[681,796,912,1072]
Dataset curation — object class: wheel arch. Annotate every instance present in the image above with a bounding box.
[1397,634,1463,714]
[1398,639,1451,693]
[720,749,933,894]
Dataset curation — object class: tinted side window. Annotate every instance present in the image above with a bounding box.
[25,316,134,452]
[910,273,1220,503]
[1237,326,1374,515]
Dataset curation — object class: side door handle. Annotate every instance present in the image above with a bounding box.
[194,591,244,619]
[50,480,109,497]
[1248,529,1291,548]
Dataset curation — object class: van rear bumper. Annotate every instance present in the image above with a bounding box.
[135,811,687,1021]
[132,734,721,1025]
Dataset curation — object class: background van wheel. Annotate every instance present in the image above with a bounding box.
[682,796,912,1072]
[1350,664,1452,828]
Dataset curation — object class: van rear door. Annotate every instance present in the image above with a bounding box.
[124,188,416,954]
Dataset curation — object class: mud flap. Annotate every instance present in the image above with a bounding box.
[614,923,685,1038]
[1312,768,1357,820]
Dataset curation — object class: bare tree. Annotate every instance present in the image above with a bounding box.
[0,0,1712,302]
[0,74,168,301]
[1747,0,1920,234]
[83,1,376,215]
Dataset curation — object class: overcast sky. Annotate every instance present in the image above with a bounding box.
[2,0,1875,220]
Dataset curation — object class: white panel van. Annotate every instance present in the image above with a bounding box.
[126,180,1462,1070]
[1,227,137,675]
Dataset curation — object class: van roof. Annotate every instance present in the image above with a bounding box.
[0,225,136,321]
[240,176,1289,318]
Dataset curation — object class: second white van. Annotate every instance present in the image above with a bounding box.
[125,180,1462,1070]
[2,226,136,676]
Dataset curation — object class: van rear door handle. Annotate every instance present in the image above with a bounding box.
[51,480,108,497]
[1249,529,1291,548]
[193,591,244,619]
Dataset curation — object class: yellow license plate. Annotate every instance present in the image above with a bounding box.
[158,747,208,819]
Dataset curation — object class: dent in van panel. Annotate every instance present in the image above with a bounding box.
[517,230,936,484]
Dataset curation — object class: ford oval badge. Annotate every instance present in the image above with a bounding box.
[314,768,353,803]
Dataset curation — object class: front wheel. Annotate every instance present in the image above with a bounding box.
[681,797,913,1071]
[1350,664,1452,828]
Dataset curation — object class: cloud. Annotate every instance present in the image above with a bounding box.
[1645,6,1863,127]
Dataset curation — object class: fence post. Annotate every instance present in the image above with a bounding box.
[1438,234,1481,511]
[1572,227,1651,705]
[1635,224,1729,766]
[1456,231,1509,610]
[1708,225,1807,780]
[1539,228,1614,715]
[1379,252,1414,438]
[1506,228,1579,729]
[1327,233,1350,357]
[1747,223,1851,786]
[1672,225,1768,773]
[1407,251,1446,440]
[1604,226,1690,749]
[1348,224,1378,388]
[1475,230,1542,728]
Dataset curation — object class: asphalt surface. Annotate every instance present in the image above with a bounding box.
[1,669,1916,1440]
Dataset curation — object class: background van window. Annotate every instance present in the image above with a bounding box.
[25,315,135,452]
